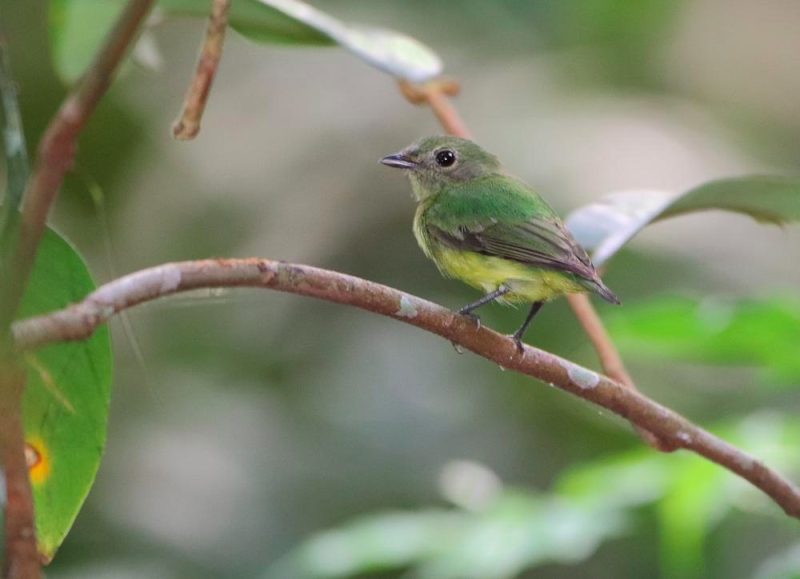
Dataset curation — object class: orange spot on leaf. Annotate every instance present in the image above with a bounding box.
[25,438,50,484]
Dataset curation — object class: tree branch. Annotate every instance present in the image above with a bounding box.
[0,360,39,579]
[172,0,231,140]
[396,78,675,450]
[9,258,800,519]
[0,0,154,331]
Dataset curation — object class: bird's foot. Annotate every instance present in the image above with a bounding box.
[509,332,526,355]
[457,310,481,330]
[450,341,464,355]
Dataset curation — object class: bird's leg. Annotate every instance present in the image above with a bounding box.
[457,285,512,329]
[451,285,512,354]
[510,301,544,353]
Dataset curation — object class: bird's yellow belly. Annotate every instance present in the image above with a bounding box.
[434,247,585,304]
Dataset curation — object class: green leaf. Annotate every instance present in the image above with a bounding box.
[607,295,800,385]
[565,175,800,267]
[17,227,112,562]
[48,0,128,84]
[161,0,334,45]
[49,0,442,84]
[264,0,442,82]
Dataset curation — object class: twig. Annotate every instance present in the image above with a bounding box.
[0,0,154,332]
[396,78,673,450]
[9,258,800,519]
[172,0,231,140]
[398,79,472,139]
[0,359,40,579]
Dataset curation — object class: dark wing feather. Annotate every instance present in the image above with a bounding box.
[431,218,597,281]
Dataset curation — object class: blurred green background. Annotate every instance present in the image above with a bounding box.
[3,0,800,577]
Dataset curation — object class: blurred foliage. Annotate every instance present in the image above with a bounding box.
[755,544,800,579]
[608,295,800,386]
[268,414,800,579]
[50,0,442,85]
[2,0,800,578]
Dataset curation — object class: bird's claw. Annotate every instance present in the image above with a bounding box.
[509,333,525,355]
[450,341,464,354]
[458,311,481,330]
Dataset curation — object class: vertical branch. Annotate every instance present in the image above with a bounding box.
[0,33,39,579]
[0,0,155,332]
[172,0,231,140]
[0,360,39,579]
[396,78,674,450]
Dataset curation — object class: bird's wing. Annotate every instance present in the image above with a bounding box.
[426,175,598,282]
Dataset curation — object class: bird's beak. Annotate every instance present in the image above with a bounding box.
[380,152,418,169]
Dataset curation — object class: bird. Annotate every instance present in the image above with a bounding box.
[380,135,619,352]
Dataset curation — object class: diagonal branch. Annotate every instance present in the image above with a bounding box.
[396,78,676,450]
[10,258,800,519]
[172,0,231,140]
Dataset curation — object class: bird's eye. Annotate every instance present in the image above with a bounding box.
[435,149,456,167]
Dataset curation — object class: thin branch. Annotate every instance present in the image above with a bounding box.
[396,78,672,450]
[172,0,231,140]
[10,258,800,519]
[0,0,154,331]
[0,359,40,579]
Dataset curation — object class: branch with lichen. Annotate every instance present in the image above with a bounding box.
[11,258,800,520]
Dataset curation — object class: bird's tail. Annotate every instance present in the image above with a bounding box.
[582,277,621,305]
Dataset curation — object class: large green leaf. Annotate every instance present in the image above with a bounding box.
[606,295,800,386]
[565,175,800,267]
[49,0,442,84]
[16,227,112,562]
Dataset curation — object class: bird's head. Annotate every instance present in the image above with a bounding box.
[380,136,501,200]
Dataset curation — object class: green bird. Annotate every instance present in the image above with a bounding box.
[380,135,619,352]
